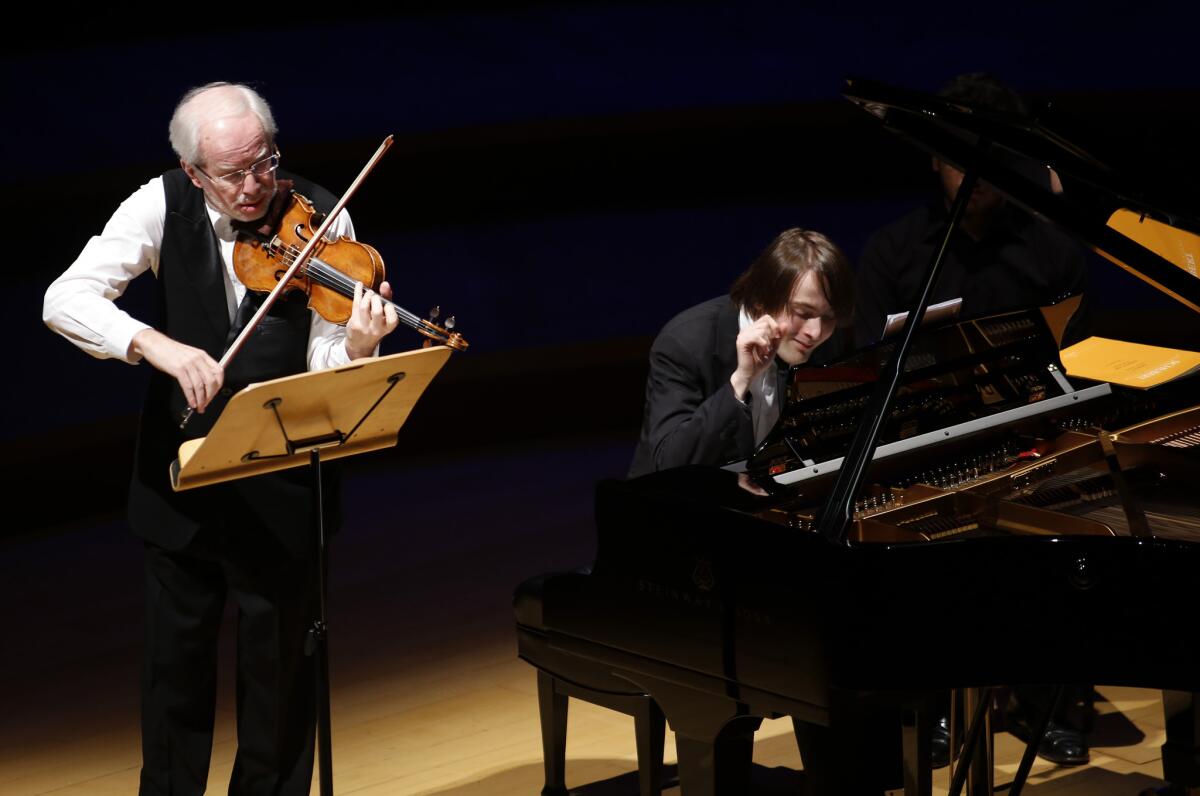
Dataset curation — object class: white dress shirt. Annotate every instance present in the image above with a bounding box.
[737,306,783,444]
[43,175,356,371]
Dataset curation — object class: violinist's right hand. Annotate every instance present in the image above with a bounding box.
[130,329,224,413]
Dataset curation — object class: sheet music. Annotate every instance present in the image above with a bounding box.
[882,298,962,339]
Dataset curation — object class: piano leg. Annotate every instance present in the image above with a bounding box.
[900,708,933,796]
[535,669,667,796]
[536,670,569,796]
[947,687,994,796]
[963,687,993,796]
[630,676,762,796]
[674,717,762,796]
[635,699,667,796]
[1009,685,1063,796]
[1162,690,1200,789]
[792,693,904,795]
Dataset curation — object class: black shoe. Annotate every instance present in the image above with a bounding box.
[931,716,951,770]
[1009,716,1089,766]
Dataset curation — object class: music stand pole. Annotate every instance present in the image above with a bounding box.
[171,347,453,796]
[311,447,334,796]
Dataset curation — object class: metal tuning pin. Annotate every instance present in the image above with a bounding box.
[421,304,469,351]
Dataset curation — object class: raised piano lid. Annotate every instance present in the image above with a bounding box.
[842,76,1200,313]
[742,78,1200,487]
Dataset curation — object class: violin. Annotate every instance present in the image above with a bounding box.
[180,135,464,430]
[232,191,468,351]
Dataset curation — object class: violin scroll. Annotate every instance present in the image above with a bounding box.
[418,306,468,351]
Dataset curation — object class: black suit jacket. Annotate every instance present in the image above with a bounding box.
[628,296,755,478]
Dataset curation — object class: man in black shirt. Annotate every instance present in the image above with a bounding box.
[855,75,1086,348]
[855,73,1092,768]
[855,199,1086,346]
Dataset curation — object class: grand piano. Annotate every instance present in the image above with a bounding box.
[515,79,1200,796]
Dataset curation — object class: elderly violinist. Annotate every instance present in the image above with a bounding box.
[43,82,399,795]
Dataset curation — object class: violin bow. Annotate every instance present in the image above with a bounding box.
[180,135,394,429]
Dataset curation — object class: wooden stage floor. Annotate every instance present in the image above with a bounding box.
[0,437,1179,795]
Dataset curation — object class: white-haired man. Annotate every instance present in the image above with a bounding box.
[44,82,398,795]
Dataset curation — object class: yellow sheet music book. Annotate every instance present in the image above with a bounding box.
[1060,336,1200,389]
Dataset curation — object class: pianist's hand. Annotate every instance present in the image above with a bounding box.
[737,472,769,497]
[730,314,792,401]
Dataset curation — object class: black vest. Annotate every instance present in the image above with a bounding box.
[127,169,339,553]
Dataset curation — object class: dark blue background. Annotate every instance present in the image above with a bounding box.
[7,3,1200,525]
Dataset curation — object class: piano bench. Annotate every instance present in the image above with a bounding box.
[515,572,667,796]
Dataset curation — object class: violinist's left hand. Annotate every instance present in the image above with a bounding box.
[344,280,399,360]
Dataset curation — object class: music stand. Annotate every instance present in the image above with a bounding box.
[170,345,452,796]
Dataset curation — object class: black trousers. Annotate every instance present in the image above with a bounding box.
[138,521,319,796]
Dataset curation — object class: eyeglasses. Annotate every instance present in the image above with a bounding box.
[195,149,280,187]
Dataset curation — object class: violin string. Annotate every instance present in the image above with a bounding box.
[274,242,384,302]
[271,242,430,331]
[309,261,427,328]
[309,265,429,331]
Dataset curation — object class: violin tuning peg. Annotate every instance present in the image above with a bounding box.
[428,305,441,321]
[445,315,456,330]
